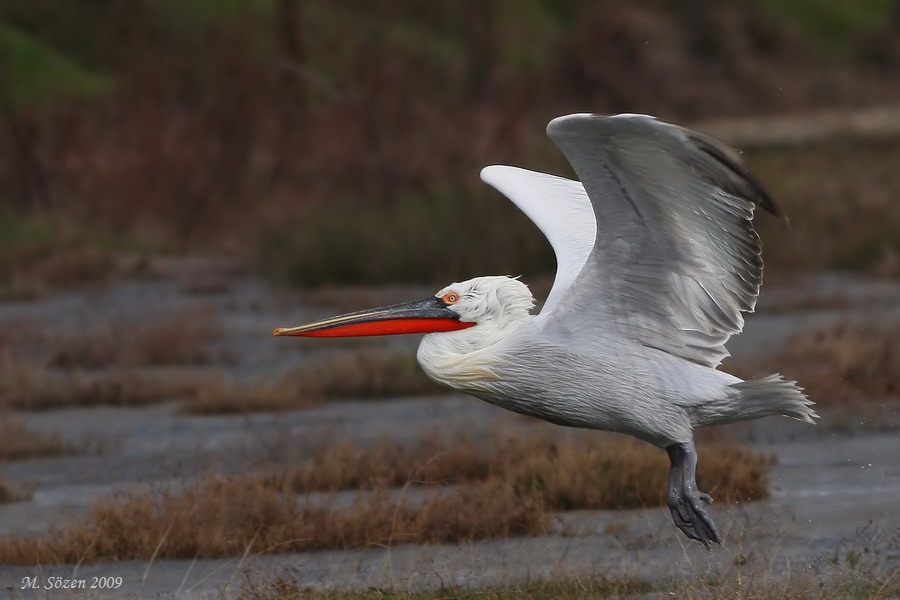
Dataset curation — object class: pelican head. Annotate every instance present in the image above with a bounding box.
[274,276,534,389]
[274,275,533,340]
[432,276,534,330]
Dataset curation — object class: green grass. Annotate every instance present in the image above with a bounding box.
[0,216,165,254]
[257,186,555,287]
[257,135,900,287]
[0,217,58,247]
[154,0,277,26]
[759,0,895,58]
[3,134,898,290]
[0,20,112,110]
[2,2,899,286]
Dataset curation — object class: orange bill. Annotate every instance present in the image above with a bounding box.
[273,296,475,338]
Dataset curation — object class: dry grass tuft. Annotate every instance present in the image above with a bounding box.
[508,435,773,509]
[0,477,25,504]
[277,429,773,507]
[0,243,118,300]
[0,357,204,409]
[50,312,222,369]
[0,427,773,565]
[182,349,436,414]
[287,350,437,400]
[275,433,495,493]
[0,416,80,459]
[0,477,547,564]
[20,346,437,416]
[180,378,313,415]
[731,322,900,406]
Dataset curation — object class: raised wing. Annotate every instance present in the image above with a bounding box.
[480,166,596,315]
[544,113,780,367]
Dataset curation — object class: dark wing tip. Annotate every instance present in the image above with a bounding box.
[688,131,784,219]
[547,113,787,221]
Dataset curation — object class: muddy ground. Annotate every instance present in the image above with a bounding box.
[0,259,897,599]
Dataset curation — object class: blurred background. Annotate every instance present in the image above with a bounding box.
[0,2,899,595]
[2,0,900,288]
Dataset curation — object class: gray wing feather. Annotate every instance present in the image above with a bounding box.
[544,113,778,367]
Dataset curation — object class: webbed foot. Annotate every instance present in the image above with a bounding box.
[666,441,721,549]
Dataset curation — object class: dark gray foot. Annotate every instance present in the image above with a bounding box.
[666,441,721,549]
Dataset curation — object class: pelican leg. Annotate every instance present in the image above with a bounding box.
[665,441,721,549]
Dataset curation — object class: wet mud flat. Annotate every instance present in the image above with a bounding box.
[0,262,897,598]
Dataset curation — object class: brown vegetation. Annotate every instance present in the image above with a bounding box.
[0,242,119,300]
[3,3,900,287]
[180,378,311,415]
[0,358,203,410]
[237,564,900,600]
[0,478,23,504]
[1,346,432,413]
[278,430,773,507]
[748,137,900,277]
[50,312,223,369]
[0,307,225,409]
[0,425,772,564]
[286,350,436,400]
[0,477,547,564]
[730,322,900,406]
[0,416,79,459]
[181,349,435,414]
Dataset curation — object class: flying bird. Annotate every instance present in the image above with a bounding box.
[274,113,816,548]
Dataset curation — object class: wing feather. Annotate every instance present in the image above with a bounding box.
[480,166,596,315]
[542,113,777,367]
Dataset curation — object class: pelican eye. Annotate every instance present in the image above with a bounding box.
[442,292,460,305]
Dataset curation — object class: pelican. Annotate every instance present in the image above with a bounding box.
[274,114,816,548]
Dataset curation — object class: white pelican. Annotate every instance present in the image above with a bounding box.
[274,113,817,548]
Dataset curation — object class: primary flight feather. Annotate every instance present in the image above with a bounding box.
[275,113,817,548]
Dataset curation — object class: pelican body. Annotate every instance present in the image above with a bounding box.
[275,114,816,548]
